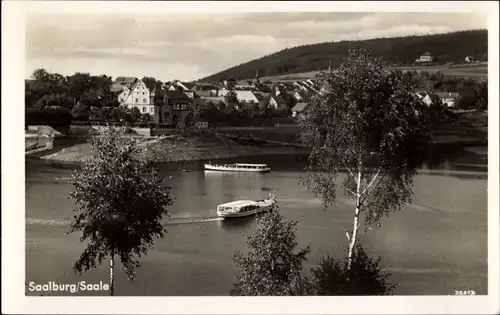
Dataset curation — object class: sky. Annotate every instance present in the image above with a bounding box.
[26,11,488,82]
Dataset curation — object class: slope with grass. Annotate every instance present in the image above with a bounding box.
[200,29,487,82]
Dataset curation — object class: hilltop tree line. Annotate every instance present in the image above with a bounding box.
[200,30,487,82]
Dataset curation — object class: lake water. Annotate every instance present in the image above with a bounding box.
[25,154,488,296]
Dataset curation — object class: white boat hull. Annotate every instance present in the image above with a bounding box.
[204,164,271,173]
[217,199,276,218]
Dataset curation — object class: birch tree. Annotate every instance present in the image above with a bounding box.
[298,49,430,271]
[68,128,173,295]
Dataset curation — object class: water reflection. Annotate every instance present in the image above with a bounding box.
[217,215,259,232]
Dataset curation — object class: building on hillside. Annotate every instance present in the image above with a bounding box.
[292,91,307,102]
[268,95,289,110]
[415,92,433,107]
[161,90,195,127]
[200,96,227,111]
[237,90,262,103]
[193,82,221,97]
[253,91,270,101]
[293,82,310,92]
[168,81,196,92]
[435,92,459,108]
[415,52,434,63]
[465,56,475,63]
[291,102,309,117]
[219,88,261,104]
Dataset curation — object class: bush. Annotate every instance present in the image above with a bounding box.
[26,107,72,127]
[311,244,395,295]
[231,207,312,296]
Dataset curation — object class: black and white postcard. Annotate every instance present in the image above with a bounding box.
[2,1,499,314]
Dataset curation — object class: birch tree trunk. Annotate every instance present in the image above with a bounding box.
[347,163,362,272]
[109,249,115,296]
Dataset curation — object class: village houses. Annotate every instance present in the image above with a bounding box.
[109,72,326,127]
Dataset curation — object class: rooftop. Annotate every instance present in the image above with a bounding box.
[292,102,309,113]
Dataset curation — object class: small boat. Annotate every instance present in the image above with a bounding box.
[204,162,271,173]
[217,194,277,218]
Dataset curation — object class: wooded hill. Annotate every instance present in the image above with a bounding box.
[200,29,487,82]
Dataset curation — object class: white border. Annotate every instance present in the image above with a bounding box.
[2,1,499,314]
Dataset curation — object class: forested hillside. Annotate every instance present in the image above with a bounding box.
[200,29,487,82]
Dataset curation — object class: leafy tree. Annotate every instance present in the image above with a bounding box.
[68,129,173,295]
[32,68,50,81]
[138,113,151,125]
[34,93,74,109]
[142,77,159,92]
[67,73,92,100]
[231,206,312,296]
[475,79,488,110]
[311,243,395,295]
[298,49,430,272]
[128,107,142,124]
[197,101,220,124]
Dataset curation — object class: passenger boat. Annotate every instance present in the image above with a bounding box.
[204,162,271,173]
[217,194,277,218]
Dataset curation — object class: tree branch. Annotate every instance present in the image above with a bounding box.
[345,188,356,196]
[346,167,356,184]
[359,172,386,208]
[360,167,382,197]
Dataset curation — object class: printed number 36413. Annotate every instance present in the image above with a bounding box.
[455,290,476,295]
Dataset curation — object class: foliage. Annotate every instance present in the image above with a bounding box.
[311,244,395,295]
[68,129,173,295]
[26,69,119,114]
[201,30,487,81]
[298,49,430,269]
[142,77,162,92]
[475,79,488,110]
[231,207,312,296]
[34,93,75,109]
[128,107,142,124]
[25,107,73,127]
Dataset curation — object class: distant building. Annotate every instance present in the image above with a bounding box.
[268,95,289,110]
[161,90,195,127]
[435,92,459,108]
[193,82,222,97]
[415,92,433,107]
[168,81,196,92]
[292,91,307,102]
[113,78,159,121]
[415,52,434,63]
[465,56,475,63]
[291,102,309,117]
[114,77,138,88]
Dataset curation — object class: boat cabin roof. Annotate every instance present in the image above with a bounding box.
[235,163,267,167]
[219,200,258,208]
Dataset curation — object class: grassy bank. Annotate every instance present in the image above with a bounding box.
[25,130,309,164]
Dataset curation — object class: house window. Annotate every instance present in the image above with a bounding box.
[142,107,147,113]
[151,107,155,114]
[135,98,139,103]
[143,98,147,103]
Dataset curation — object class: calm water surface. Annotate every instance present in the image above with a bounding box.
[25,154,488,296]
